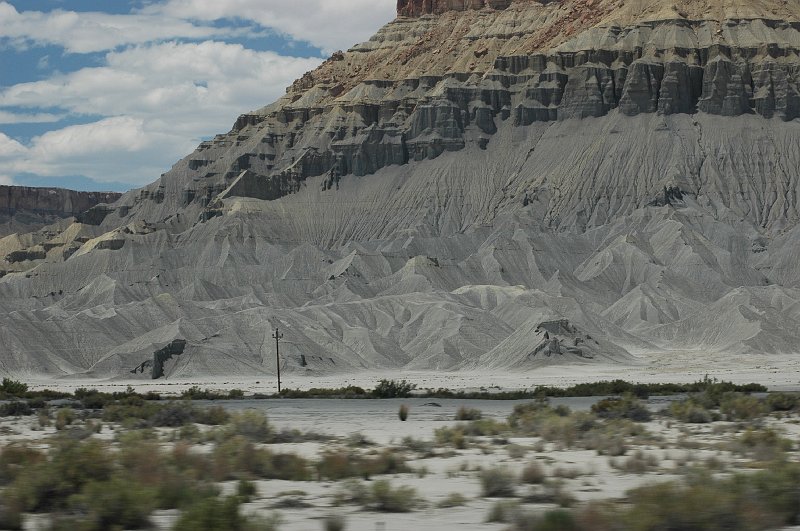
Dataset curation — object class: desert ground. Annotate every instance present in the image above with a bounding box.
[1,360,799,531]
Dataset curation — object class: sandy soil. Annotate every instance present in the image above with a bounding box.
[23,352,800,396]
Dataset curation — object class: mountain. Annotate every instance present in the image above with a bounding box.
[0,186,120,238]
[2,0,800,379]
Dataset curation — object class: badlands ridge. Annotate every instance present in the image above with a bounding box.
[2,0,800,380]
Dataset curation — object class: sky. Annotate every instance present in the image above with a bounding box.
[0,0,396,191]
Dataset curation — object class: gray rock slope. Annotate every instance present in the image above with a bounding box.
[2,0,800,379]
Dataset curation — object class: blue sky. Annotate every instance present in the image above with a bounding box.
[0,0,395,191]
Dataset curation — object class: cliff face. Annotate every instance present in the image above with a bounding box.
[0,186,121,237]
[3,0,800,379]
[0,186,120,218]
[396,0,514,17]
[86,0,800,237]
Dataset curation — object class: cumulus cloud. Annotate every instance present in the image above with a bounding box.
[0,1,397,189]
[143,0,397,52]
[0,110,65,124]
[0,42,321,185]
[0,1,235,53]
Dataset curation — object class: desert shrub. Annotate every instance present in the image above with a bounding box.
[317,450,363,480]
[612,450,659,474]
[511,509,580,531]
[480,466,516,497]
[173,496,277,531]
[621,476,765,530]
[333,479,370,506]
[520,462,546,484]
[0,444,45,485]
[0,378,28,397]
[212,436,309,481]
[227,410,271,442]
[12,438,113,512]
[591,395,651,422]
[732,427,793,462]
[63,475,156,530]
[316,449,406,481]
[437,492,467,508]
[486,500,520,523]
[398,404,409,421]
[197,405,231,425]
[455,406,483,421]
[228,389,245,399]
[323,514,346,531]
[237,479,257,501]
[75,388,112,410]
[0,401,32,417]
[668,399,715,423]
[507,444,527,459]
[765,392,799,412]
[434,426,466,449]
[373,379,416,398]
[720,393,767,421]
[462,418,507,436]
[268,452,311,481]
[369,480,419,512]
[401,436,435,456]
[0,498,22,531]
[55,407,76,430]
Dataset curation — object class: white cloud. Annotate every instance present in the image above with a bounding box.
[0,110,65,124]
[0,175,14,186]
[0,132,26,157]
[0,1,399,189]
[0,1,237,53]
[143,0,397,52]
[0,41,321,185]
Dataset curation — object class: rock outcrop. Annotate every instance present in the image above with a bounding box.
[0,186,121,237]
[2,0,800,379]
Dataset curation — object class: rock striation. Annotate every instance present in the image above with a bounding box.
[2,0,800,379]
[0,186,120,236]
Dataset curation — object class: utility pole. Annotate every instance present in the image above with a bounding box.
[272,328,283,393]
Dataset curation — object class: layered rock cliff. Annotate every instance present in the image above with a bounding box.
[0,186,121,239]
[2,0,800,379]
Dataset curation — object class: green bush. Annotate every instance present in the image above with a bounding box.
[437,492,467,508]
[455,406,483,421]
[512,509,580,531]
[480,467,516,497]
[0,378,28,397]
[323,514,346,531]
[668,399,714,423]
[520,462,546,484]
[611,464,800,530]
[733,428,793,461]
[0,444,44,485]
[486,500,520,523]
[591,395,651,422]
[720,393,767,421]
[54,407,76,430]
[173,496,277,531]
[765,392,799,412]
[12,438,113,512]
[369,480,419,512]
[63,475,156,530]
[227,410,271,442]
[373,380,416,398]
[316,449,407,481]
[0,401,32,417]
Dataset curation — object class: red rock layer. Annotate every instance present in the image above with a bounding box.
[396,0,515,17]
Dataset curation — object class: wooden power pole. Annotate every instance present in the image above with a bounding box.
[272,328,283,393]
